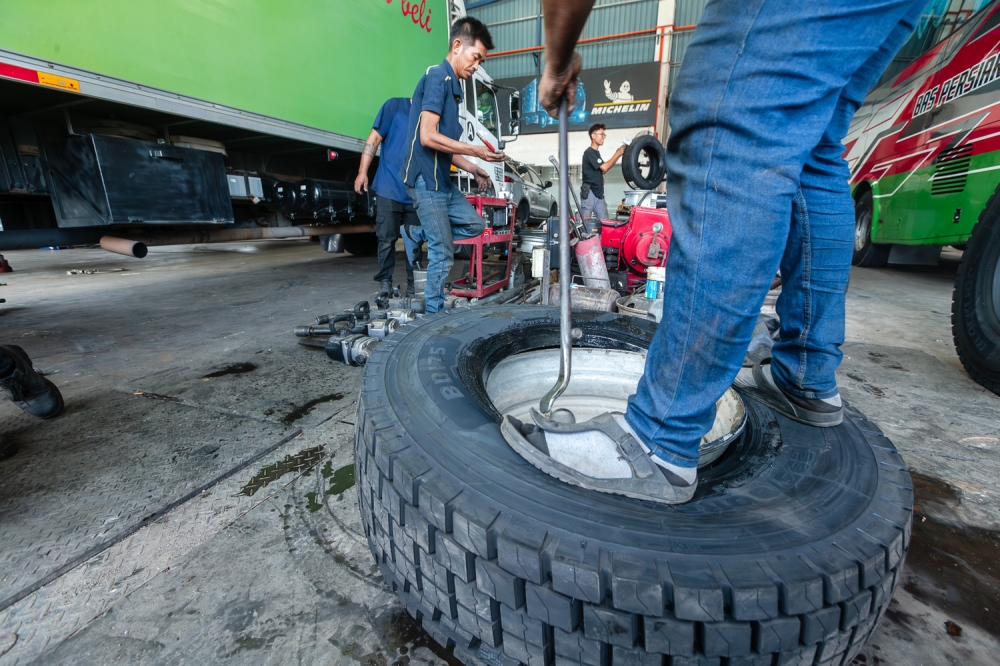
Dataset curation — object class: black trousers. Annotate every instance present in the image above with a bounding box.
[374,194,420,283]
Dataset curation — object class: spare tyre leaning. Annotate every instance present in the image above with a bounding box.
[355,306,912,666]
[622,134,667,191]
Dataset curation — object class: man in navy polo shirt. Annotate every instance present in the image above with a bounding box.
[399,17,505,314]
[355,97,420,298]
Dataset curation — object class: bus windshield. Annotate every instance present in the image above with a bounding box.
[877,0,997,86]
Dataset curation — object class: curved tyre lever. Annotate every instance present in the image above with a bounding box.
[539,98,573,415]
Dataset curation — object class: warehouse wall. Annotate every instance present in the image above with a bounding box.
[472,0,660,79]
[467,0,705,200]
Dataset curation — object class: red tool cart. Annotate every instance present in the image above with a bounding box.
[450,196,513,298]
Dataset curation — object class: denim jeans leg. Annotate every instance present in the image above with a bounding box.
[772,2,924,399]
[447,185,486,241]
[623,0,927,467]
[406,177,452,313]
[403,224,425,269]
[401,204,421,283]
[374,195,401,283]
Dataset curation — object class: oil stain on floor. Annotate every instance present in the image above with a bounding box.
[906,471,1000,636]
[280,393,344,425]
[202,362,258,379]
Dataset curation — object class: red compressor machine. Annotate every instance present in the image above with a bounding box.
[600,192,672,292]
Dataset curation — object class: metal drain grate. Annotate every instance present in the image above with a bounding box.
[931,144,973,195]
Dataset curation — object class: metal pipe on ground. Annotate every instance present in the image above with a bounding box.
[476,279,540,307]
[139,224,375,247]
[100,236,148,258]
[0,224,374,251]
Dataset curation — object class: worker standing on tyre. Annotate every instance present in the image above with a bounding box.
[505,0,928,504]
[580,123,625,223]
[355,98,420,299]
[399,17,506,314]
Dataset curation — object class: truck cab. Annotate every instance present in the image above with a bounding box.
[454,68,519,199]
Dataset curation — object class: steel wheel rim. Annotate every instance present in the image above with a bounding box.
[485,348,745,468]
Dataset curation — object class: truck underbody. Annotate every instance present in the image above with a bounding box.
[0,62,377,254]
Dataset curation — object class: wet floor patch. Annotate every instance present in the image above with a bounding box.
[375,610,465,666]
[280,393,344,425]
[905,471,1000,636]
[237,446,324,497]
[135,391,181,403]
[202,363,258,379]
[322,462,356,496]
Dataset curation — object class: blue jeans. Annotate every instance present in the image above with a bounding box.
[625,0,926,467]
[402,223,424,268]
[405,175,485,313]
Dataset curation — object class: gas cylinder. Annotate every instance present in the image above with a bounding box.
[572,234,611,289]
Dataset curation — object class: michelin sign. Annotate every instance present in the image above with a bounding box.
[496,62,658,134]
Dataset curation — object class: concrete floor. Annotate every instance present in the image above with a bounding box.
[0,240,997,665]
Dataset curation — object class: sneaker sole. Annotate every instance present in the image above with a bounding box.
[501,416,697,505]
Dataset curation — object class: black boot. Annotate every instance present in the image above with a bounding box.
[405,279,415,298]
[378,279,392,297]
[0,434,15,461]
[0,345,64,419]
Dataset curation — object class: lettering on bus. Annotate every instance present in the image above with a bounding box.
[913,52,1000,118]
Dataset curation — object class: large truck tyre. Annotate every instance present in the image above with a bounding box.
[852,191,889,268]
[355,307,912,666]
[953,194,1000,395]
[343,232,379,257]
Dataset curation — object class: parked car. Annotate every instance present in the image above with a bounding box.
[504,160,557,225]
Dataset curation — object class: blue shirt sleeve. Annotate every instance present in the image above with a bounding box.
[421,67,448,116]
[372,100,393,139]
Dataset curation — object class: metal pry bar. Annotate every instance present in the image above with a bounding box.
[539,98,574,415]
[548,154,585,227]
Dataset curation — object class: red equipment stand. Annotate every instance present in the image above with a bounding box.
[450,196,513,298]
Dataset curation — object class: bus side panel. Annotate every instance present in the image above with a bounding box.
[875,149,1000,245]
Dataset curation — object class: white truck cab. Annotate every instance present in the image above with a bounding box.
[454,67,520,198]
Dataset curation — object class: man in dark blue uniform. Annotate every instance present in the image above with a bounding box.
[399,17,505,313]
[355,97,420,298]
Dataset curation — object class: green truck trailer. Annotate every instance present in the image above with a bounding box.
[0,0,516,255]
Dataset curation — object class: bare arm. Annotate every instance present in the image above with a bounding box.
[419,111,504,162]
[539,0,596,116]
[452,154,492,192]
[600,145,626,173]
[354,128,383,194]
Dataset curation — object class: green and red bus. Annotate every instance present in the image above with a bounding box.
[847,0,1000,394]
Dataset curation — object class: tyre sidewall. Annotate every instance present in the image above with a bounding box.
[954,206,1000,388]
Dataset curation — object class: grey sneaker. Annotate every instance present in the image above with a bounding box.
[739,360,842,427]
[501,409,697,505]
[0,345,63,419]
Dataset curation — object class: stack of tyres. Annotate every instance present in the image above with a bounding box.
[354,307,912,666]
